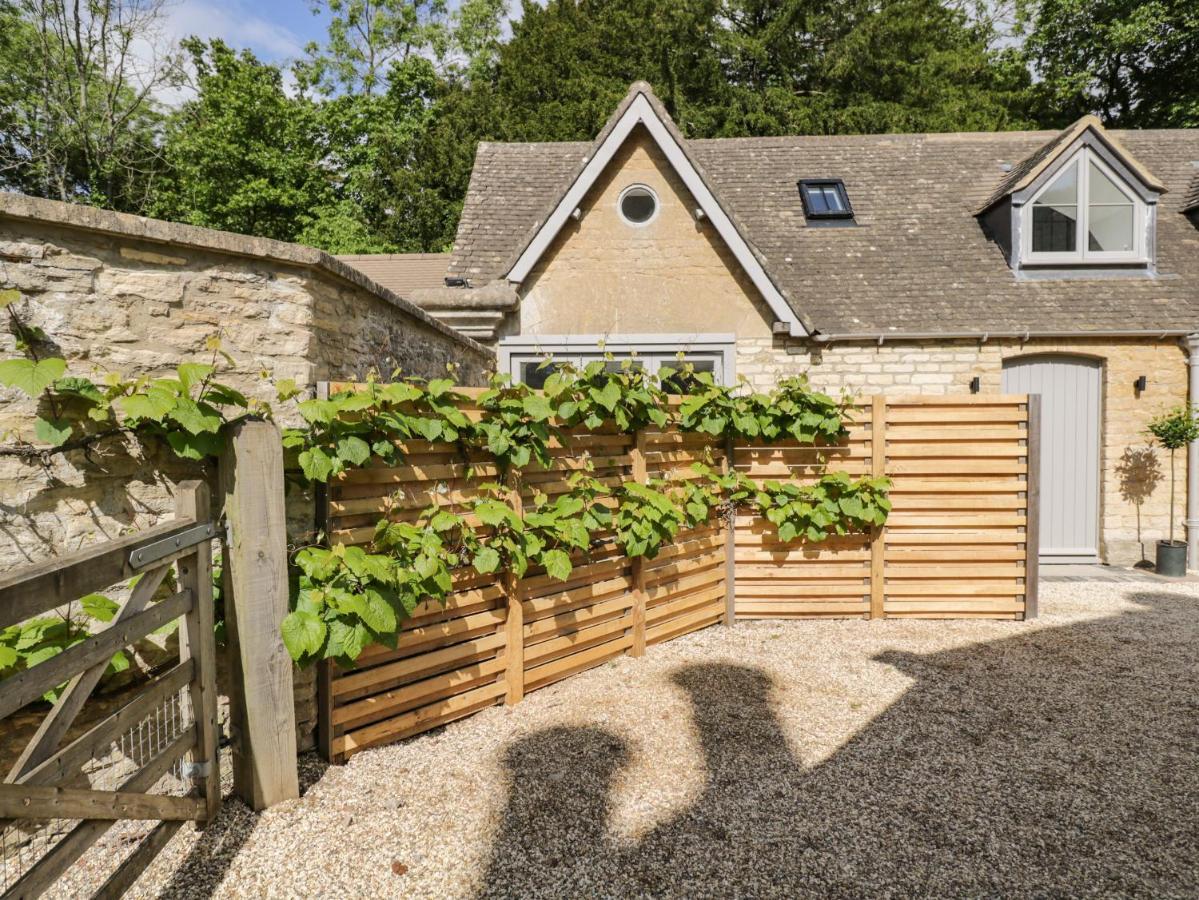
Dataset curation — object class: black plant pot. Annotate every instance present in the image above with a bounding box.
[1156,540,1188,577]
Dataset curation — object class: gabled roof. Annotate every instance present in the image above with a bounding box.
[976,115,1166,214]
[498,82,810,337]
[1184,171,1199,214]
[337,252,450,295]
[448,94,1199,338]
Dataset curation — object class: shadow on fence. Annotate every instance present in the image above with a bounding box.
[477,590,1198,898]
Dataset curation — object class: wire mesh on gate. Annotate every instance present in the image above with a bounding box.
[0,684,197,893]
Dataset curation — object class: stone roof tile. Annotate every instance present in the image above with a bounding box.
[450,127,1199,336]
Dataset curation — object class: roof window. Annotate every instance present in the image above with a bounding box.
[798,179,854,224]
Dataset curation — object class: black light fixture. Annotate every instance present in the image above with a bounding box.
[969,376,981,394]
[1134,375,1147,392]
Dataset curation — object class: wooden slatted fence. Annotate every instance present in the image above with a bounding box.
[317,388,1038,762]
[730,394,1039,621]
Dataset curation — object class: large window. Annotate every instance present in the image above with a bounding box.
[500,335,734,393]
[1025,148,1144,263]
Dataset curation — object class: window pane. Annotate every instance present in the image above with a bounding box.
[660,359,717,395]
[1088,203,1134,252]
[804,185,830,213]
[602,358,644,375]
[1037,161,1079,206]
[519,360,566,390]
[821,185,845,212]
[1031,204,1077,253]
[1089,162,1129,204]
[620,189,656,224]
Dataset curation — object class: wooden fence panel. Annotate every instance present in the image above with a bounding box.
[732,395,1034,621]
[731,404,874,619]
[319,388,1036,762]
[882,396,1032,619]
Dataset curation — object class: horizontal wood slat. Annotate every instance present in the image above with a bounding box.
[320,389,1032,762]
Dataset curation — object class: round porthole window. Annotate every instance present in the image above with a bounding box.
[618,185,658,226]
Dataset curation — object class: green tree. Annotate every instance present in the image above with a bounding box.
[298,56,445,252]
[152,40,330,243]
[299,0,450,96]
[1019,0,1199,126]
[0,0,180,211]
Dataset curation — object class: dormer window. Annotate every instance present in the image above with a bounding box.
[1023,148,1146,264]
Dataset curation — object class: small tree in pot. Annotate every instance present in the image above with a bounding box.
[1146,406,1199,576]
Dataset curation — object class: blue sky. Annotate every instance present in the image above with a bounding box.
[162,0,332,65]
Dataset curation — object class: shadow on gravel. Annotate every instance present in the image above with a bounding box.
[153,754,327,897]
[478,591,1199,898]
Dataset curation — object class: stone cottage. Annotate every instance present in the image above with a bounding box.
[343,82,1199,569]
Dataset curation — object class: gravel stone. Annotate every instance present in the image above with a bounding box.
[50,581,1199,898]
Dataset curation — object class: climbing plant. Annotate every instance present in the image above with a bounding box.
[0,309,890,670]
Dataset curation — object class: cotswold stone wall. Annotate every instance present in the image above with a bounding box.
[737,335,1188,566]
[0,196,494,749]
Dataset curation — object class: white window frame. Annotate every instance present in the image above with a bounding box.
[617,184,660,228]
[1022,147,1147,265]
[498,333,736,387]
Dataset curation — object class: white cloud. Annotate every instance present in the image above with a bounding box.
[148,0,311,105]
[163,0,308,59]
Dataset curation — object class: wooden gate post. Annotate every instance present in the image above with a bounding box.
[220,419,300,810]
[723,433,737,626]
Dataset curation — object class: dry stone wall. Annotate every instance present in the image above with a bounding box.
[0,196,494,749]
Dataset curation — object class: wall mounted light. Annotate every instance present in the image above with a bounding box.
[1134,375,1148,392]
[969,376,981,394]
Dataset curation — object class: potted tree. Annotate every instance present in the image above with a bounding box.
[1146,406,1199,577]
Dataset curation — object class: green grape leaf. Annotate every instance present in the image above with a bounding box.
[34,417,73,447]
[80,593,119,622]
[0,357,66,397]
[337,436,371,466]
[473,546,500,574]
[541,548,573,582]
[299,447,336,482]
[282,610,326,661]
[176,363,214,392]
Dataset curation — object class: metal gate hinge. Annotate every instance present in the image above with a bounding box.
[182,760,213,779]
[129,522,216,569]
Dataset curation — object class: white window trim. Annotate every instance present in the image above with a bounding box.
[1021,147,1147,265]
[499,333,736,387]
[617,184,660,227]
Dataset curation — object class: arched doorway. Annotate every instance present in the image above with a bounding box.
[1002,355,1103,563]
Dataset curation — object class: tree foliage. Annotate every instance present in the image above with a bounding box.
[0,0,180,210]
[151,39,330,243]
[1018,0,1199,127]
[0,0,1192,253]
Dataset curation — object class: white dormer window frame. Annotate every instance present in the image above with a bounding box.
[1020,146,1149,265]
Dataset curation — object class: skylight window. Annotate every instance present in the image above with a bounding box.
[798,179,854,223]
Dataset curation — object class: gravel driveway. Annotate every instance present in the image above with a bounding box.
[56,580,1199,899]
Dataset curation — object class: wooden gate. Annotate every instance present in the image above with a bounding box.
[0,482,220,899]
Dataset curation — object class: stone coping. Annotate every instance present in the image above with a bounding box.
[0,192,492,361]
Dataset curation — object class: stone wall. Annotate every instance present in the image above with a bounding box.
[737,335,1188,566]
[0,195,494,751]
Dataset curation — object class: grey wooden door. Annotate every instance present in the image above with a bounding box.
[1002,355,1102,563]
